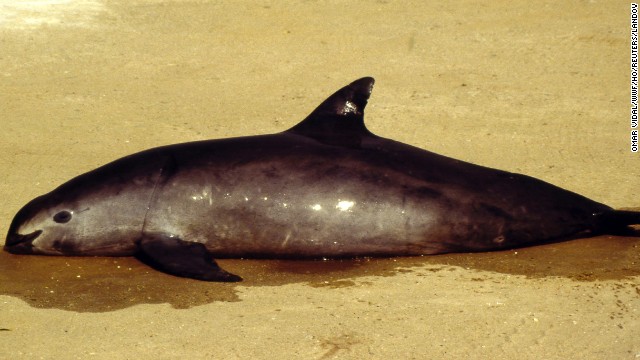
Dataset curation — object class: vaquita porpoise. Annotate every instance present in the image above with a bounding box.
[5,77,640,281]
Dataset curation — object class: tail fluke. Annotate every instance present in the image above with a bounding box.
[595,210,640,234]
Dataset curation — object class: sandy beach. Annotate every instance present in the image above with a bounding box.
[0,1,638,358]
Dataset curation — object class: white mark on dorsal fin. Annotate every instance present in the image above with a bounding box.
[341,101,358,115]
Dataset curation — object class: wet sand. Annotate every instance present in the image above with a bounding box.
[0,1,638,358]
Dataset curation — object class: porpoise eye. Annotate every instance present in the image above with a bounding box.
[53,211,72,223]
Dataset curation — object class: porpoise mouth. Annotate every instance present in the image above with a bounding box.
[4,230,42,254]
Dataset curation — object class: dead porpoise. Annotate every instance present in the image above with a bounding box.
[5,77,640,281]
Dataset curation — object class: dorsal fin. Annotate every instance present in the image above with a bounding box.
[285,77,376,147]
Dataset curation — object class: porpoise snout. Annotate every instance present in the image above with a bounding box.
[4,230,41,254]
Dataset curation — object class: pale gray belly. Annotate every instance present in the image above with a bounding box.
[141,161,455,257]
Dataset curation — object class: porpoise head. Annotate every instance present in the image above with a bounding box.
[5,154,165,256]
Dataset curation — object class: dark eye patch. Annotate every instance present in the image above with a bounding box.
[53,211,72,223]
